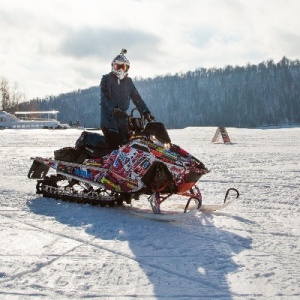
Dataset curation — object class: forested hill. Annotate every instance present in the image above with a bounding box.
[18,57,300,128]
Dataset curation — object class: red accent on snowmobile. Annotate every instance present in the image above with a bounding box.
[178,182,196,194]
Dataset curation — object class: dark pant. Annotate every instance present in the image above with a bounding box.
[102,126,128,148]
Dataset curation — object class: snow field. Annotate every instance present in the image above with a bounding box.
[0,127,299,299]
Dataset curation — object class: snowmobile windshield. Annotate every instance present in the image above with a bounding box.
[143,122,171,144]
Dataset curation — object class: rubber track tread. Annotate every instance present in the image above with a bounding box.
[37,178,131,208]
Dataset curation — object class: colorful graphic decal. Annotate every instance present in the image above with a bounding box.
[41,137,204,193]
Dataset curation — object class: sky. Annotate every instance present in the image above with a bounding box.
[1,0,300,100]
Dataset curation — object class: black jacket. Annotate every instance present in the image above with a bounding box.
[100,72,150,131]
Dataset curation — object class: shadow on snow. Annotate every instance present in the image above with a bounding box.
[27,196,253,299]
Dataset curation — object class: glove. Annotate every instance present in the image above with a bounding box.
[143,111,155,121]
[113,108,127,119]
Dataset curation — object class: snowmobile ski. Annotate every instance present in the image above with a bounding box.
[199,188,239,212]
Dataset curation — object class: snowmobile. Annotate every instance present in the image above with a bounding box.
[28,110,239,221]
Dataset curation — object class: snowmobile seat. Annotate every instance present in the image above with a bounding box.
[75,131,115,162]
[75,131,110,150]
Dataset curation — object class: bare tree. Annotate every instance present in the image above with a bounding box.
[0,76,26,112]
[0,77,10,111]
[10,82,25,112]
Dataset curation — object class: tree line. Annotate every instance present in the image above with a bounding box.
[0,77,26,112]
[6,56,300,128]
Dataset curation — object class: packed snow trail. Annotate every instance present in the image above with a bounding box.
[0,127,299,299]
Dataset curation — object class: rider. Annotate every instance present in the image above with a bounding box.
[100,49,154,147]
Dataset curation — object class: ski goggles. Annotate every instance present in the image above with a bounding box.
[115,63,129,72]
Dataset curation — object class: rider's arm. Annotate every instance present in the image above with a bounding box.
[129,79,150,115]
[100,74,116,113]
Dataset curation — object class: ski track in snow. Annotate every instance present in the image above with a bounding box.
[0,127,299,299]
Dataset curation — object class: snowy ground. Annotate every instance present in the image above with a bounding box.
[0,127,299,299]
